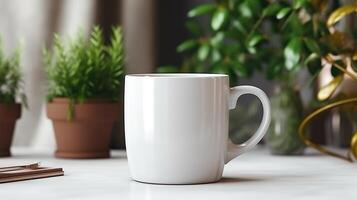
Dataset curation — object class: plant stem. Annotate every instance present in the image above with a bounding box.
[247,15,264,39]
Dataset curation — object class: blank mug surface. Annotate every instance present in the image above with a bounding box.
[125,74,270,184]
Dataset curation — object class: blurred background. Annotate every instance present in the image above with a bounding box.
[0,0,153,150]
[0,0,217,150]
[1,0,356,154]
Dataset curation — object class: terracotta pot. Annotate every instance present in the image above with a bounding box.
[0,103,21,157]
[47,98,120,159]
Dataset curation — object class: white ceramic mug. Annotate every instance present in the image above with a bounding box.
[125,74,271,184]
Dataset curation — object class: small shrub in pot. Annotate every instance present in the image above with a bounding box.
[44,26,124,158]
[0,39,26,157]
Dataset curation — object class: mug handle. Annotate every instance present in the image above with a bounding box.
[225,85,271,163]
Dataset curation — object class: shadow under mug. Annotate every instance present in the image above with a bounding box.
[125,73,271,184]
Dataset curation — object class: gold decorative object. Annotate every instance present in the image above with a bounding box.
[299,98,357,162]
[299,4,357,162]
[351,132,357,159]
[317,75,343,101]
[327,4,357,27]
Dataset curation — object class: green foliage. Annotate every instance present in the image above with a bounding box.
[0,38,26,106]
[44,26,124,104]
[284,37,302,70]
[188,4,216,17]
[211,8,229,30]
[276,7,292,19]
[159,0,353,85]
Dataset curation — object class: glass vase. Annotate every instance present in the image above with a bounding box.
[266,83,305,155]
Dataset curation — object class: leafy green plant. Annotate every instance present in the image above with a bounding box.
[44,26,124,119]
[0,38,26,106]
[160,0,357,87]
[44,26,124,102]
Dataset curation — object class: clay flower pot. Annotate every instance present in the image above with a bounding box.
[47,98,120,159]
[0,103,21,157]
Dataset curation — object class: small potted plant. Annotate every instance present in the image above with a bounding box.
[0,39,26,157]
[44,26,124,159]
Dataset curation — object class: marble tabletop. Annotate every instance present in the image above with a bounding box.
[0,147,356,200]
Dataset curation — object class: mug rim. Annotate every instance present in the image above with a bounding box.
[126,73,228,78]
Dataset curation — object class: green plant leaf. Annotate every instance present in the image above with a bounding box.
[238,1,253,18]
[232,19,247,34]
[247,46,257,54]
[211,49,221,62]
[247,34,264,47]
[211,8,229,31]
[212,63,229,74]
[210,32,224,47]
[267,63,283,80]
[198,44,210,61]
[262,3,282,16]
[177,40,197,53]
[240,0,262,17]
[188,4,216,17]
[276,7,292,19]
[185,21,202,36]
[233,61,248,77]
[228,0,238,10]
[304,38,321,54]
[284,37,302,70]
[293,0,308,9]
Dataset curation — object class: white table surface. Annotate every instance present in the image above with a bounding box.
[0,147,356,200]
